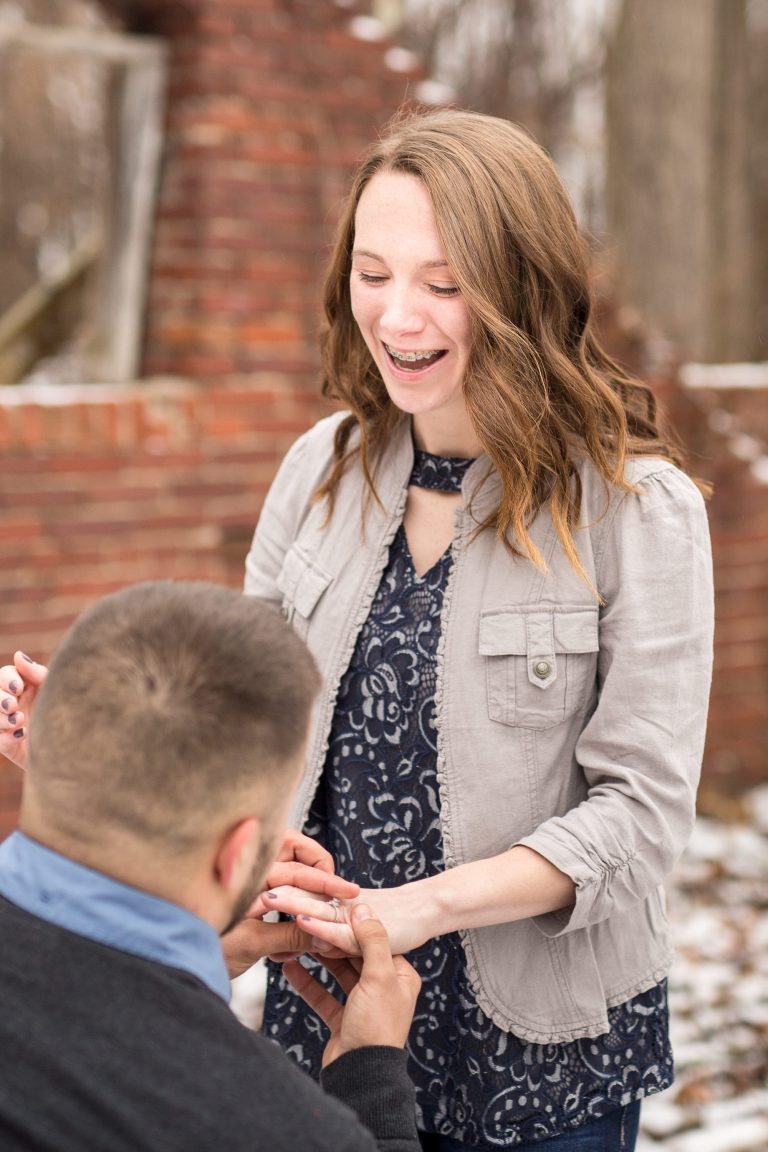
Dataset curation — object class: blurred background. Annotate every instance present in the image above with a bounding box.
[0,2,766,1147]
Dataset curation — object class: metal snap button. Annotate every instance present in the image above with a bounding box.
[533,659,552,679]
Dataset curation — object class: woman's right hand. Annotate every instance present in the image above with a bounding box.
[0,652,48,769]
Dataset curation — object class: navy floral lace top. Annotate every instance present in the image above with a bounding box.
[263,448,673,1147]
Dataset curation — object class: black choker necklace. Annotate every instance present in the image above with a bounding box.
[410,448,475,493]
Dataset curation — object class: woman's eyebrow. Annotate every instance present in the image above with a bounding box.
[351,248,451,270]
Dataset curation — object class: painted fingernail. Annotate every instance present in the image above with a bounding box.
[299,914,313,922]
[20,653,35,664]
[265,891,278,900]
[7,714,18,725]
[1,700,10,713]
[8,681,20,695]
[13,729,24,739]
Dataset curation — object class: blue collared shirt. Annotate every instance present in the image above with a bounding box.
[0,831,230,1002]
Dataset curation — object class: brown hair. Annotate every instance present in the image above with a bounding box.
[317,107,695,582]
[26,582,319,852]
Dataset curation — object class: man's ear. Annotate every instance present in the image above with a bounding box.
[214,817,261,894]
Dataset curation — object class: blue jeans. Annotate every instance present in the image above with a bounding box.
[418,1102,641,1152]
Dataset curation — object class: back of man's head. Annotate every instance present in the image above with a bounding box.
[22,581,319,857]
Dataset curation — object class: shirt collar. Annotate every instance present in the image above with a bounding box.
[0,831,230,1002]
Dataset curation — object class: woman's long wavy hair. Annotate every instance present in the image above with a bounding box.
[317,108,694,582]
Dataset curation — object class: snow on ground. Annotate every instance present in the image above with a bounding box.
[232,787,768,1150]
[638,787,768,1151]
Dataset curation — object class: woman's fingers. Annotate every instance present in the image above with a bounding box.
[262,884,353,923]
[262,863,360,903]
[0,654,48,762]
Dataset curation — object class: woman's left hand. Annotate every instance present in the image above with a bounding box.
[261,882,434,958]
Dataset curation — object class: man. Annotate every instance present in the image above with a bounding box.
[0,582,421,1151]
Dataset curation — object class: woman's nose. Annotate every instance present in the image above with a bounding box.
[379,286,424,335]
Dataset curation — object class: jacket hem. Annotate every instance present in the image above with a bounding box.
[460,939,675,1044]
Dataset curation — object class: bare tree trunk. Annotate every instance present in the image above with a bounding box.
[606,0,757,362]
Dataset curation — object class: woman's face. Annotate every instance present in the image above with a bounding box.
[349,171,474,451]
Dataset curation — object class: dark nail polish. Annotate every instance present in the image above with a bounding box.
[266,891,278,899]
[20,653,35,664]
[1,700,10,713]
[7,715,18,725]
[8,681,20,695]
[13,729,24,739]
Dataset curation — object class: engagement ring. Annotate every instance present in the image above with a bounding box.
[328,897,342,922]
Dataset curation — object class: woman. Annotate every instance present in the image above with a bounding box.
[245,109,713,1151]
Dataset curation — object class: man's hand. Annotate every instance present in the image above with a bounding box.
[283,904,421,1068]
[246,829,360,919]
[223,830,360,978]
[0,652,48,769]
[222,918,312,979]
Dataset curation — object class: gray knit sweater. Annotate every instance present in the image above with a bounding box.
[0,895,419,1151]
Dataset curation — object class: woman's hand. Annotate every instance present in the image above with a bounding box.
[0,652,48,769]
[283,903,421,1067]
[263,846,576,957]
[262,882,436,958]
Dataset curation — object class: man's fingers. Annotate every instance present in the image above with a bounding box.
[252,919,309,957]
[263,863,360,901]
[282,960,344,1032]
[311,953,361,998]
[348,904,396,973]
[222,918,310,978]
[392,953,422,999]
[277,829,335,873]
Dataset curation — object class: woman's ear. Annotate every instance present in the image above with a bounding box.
[214,817,261,894]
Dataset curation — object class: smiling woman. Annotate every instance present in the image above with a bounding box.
[348,172,475,455]
[242,108,714,1152]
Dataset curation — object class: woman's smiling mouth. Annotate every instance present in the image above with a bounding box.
[383,343,447,372]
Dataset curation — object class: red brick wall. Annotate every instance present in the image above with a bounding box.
[0,377,334,831]
[0,0,423,836]
[138,0,423,386]
[663,379,768,806]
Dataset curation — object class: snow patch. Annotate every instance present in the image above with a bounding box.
[680,362,768,390]
[347,15,387,42]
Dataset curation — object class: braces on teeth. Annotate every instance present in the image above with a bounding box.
[386,346,441,361]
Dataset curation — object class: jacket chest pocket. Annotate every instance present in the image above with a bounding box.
[479,606,599,730]
[276,544,333,638]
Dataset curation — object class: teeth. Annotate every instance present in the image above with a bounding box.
[385,344,441,362]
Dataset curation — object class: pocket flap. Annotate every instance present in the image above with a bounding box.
[277,546,332,617]
[479,607,598,655]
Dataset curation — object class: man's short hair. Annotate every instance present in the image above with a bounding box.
[27,581,319,851]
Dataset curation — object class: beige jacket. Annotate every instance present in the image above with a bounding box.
[245,412,714,1044]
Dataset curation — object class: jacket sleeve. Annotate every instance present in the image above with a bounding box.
[518,465,714,936]
[243,431,310,604]
[244,413,347,603]
[320,1047,421,1151]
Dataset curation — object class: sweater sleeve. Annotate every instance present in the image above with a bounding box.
[320,1046,420,1151]
[518,465,714,935]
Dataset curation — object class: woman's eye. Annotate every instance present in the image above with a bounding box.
[356,271,387,285]
[428,284,460,298]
